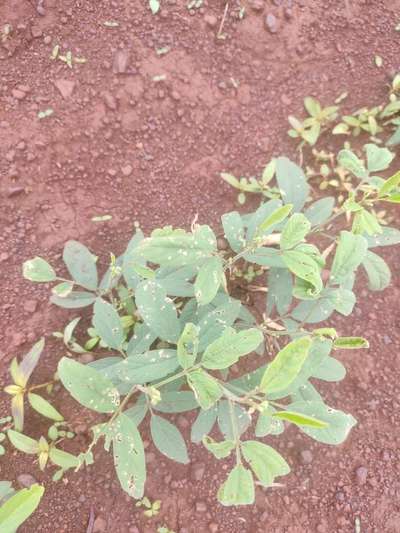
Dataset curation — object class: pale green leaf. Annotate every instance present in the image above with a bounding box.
[0,484,44,532]
[203,436,235,459]
[221,211,245,252]
[63,240,98,290]
[272,410,328,428]
[217,400,251,440]
[150,415,189,464]
[58,357,120,413]
[177,323,199,369]
[93,298,125,350]
[28,393,63,422]
[202,328,263,370]
[364,143,394,172]
[187,369,222,410]
[266,268,293,316]
[7,430,39,454]
[241,440,290,486]
[19,338,45,386]
[217,465,254,506]
[194,257,223,306]
[49,447,79,469]
[280,213,311,250]
[260,337,312,394]
[330,231,368,284]
[50,291,96,309]
[135,280,181,343]
[276,157,309,211]
[23,257,56,282]
[333,337,369,350]
[362,250,391,290]
[191,407,217,443]
[337,150,367,178]
[304,197,334,226]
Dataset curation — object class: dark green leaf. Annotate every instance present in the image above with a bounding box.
[93,298,125,350]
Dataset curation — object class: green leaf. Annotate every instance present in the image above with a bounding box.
[365,226,400,247]
[362,250,391,290]
[11,395,24,432]
[266,268,293,316]
[202,328,263,370]
[93,298,125,350]
[0,484,44,532]
[28,393,63,422]
[352,209,382,236]
[324,288,356,316]
[111,414,146,498]
[197,298,242,351]
[63,317,80,346]
[137,225,216,268]
[364,143,394,172]
[378,170,400,197]
[50,291,96,309]
[217,400,251,440]
[255,406,284,437]
[194,257,223,305]
[312,356,346,382]
[260,337,312,394]
[135,280,181,343]
[304,197,334,226]
[149,0,160,14]
[177,323,199,369]
[23,257,56,282]
[112,350,179,386]
[333,337,369,350]
[156,265,196,297]
[386,125,400,146]
[256,204,293,237]
[330,231,368,284]
[49,447,79,469]
[337,149,367,178]
[304,96,321,117]
[191,407,217,443]
[217,465,254,506]
[241,441,290,486]
[283,250,322,295]
[127,323,157,356]
[58,357,120,413]
[284,401,356,444]
[63,240,98,290]
[0,481,14,504]
[280,213,311,250]
[275,157,309,211]
[7,430,39,454]
[246,200,282,242]
[19,338,45,386]
[203,436,235,459]
[150,415,189,464]
[153,391,198,413]
[221,211,245,252]
[272,410,328,428]
[187,369,222,410]
[52,281,74,298]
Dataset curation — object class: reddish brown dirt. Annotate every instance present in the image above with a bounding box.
[1,1,400,532]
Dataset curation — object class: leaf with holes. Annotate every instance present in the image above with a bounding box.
[93,298,125,350]
[202,328,263,370]
[194,256,223,306]
[58,357,120,413]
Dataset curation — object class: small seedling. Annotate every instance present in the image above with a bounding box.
[288,97,339,146]
[149,0,160,14]
[136,497,161,517]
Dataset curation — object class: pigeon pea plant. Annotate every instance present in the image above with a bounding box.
[2,148,400,510]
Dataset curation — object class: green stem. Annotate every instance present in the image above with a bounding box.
[228,399,242,464]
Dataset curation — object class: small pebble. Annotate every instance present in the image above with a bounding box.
[355,466,368,485]
[17,474,37,488]
[204,14,218,28]
[300,450,313,464]
[265,13,278,33]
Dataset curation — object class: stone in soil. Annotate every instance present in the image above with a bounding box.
[355,466,368,485]
[17,474,37,488]
[265,13,278,33]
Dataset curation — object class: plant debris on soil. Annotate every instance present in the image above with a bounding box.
[1,1,400,532]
